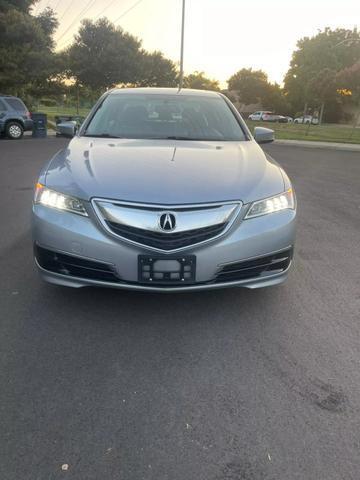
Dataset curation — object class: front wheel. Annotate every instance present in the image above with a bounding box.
[6,122,24,139]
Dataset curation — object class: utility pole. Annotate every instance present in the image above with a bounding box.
[178,0,186,90]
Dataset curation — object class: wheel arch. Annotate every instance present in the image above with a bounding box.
[5,118,25,128]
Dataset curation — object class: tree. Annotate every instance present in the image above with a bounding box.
[336,61,360,104]
[227,68,289,112]
[65,18,142,92]
[284,28,360,119]
[306,68,337,123]
[135,51,178,87]
[336,61,360,129]
[0,0,35,12]
[227,68,268,104]
[0,5,58,95]
[183,71,220,91]
[261,82,291,114]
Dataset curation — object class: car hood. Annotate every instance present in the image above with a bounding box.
[45,137,284,205]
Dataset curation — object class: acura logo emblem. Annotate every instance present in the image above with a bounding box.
[159,212,176,231]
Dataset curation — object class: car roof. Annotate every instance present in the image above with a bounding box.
[108,87,221,98]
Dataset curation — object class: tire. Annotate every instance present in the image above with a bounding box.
[6,121,24,140]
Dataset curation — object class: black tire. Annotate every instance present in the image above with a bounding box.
[6,121,24,140]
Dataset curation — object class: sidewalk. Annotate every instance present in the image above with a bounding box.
[274,139,360,152]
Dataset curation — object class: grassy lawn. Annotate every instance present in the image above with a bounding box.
[37,105,91,125]
[37,105,360,144]
[246,121,360,144]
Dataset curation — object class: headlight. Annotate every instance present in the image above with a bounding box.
[245,188,295,219]
[34,183,88,216]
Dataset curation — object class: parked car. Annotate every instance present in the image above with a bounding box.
[248,111,273,121]
[32,88,296,292]
[248,111,291,123]
[0,95,33,139]
[294,115,319,125]
[263,113,291,123]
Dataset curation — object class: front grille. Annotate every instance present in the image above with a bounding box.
[215,248,293,283]
[35,245,120,282]
[106,221,227,251]
[93,199,241,252]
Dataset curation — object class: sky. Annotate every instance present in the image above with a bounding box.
[34,0,360,87]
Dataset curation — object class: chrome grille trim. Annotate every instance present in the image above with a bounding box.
[91,198,242,253]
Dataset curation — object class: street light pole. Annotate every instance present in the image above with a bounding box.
[178,0,186,90]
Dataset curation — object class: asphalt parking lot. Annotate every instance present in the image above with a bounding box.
[1,137,359,480]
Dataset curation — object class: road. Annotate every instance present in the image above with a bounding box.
[1,137,359,480]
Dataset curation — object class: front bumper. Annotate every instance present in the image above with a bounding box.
[32,203,296,291]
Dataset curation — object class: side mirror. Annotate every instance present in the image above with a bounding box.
[57,121,77,138]
[254,126,275,144]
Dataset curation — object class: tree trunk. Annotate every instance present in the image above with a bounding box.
[349,108,360,140]
[319,103,325,125]
[303,102,308,118]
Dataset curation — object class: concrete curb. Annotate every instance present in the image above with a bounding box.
[274,139,360,152]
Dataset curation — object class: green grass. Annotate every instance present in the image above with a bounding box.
[37,105,91,125]
[246,121,360,144]
[37,105,360,144]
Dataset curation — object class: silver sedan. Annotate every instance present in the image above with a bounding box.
[32,88,296,292]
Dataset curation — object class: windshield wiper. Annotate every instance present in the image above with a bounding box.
[163,136,202,141]
[82,133,123,138]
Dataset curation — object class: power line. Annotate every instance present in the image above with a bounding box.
[58,0,145,49]
[56,0,97,44]
[93,0,120,21]
[53,0,63,11]
[113,0,144,24]
[58,0,75,22]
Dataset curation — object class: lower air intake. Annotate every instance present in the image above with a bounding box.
[215,248,293,282]
[35,245,120,282]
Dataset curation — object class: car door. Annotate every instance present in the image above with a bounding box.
[0,99,8,130]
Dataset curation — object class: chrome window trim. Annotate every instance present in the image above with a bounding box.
[91,198,243,253]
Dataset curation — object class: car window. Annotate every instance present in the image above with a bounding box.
[85,94,246,141]
[6,98,27,112]
[0,99,7,111]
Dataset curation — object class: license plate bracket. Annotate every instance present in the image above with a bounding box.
[138,255,196,284]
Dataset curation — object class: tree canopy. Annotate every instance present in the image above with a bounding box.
[129,51,177,88]
[284,28,360,113]
[336,61,360,104]
[227,68,269,104]
[0,0,35,13]
[0,3,58,95]
[227,68,290,112]
[183,71,220,91]
[66,18,142,91]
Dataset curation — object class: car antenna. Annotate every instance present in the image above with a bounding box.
[178,0,186,92]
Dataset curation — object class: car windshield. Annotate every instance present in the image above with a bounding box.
[84,93,246,141]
